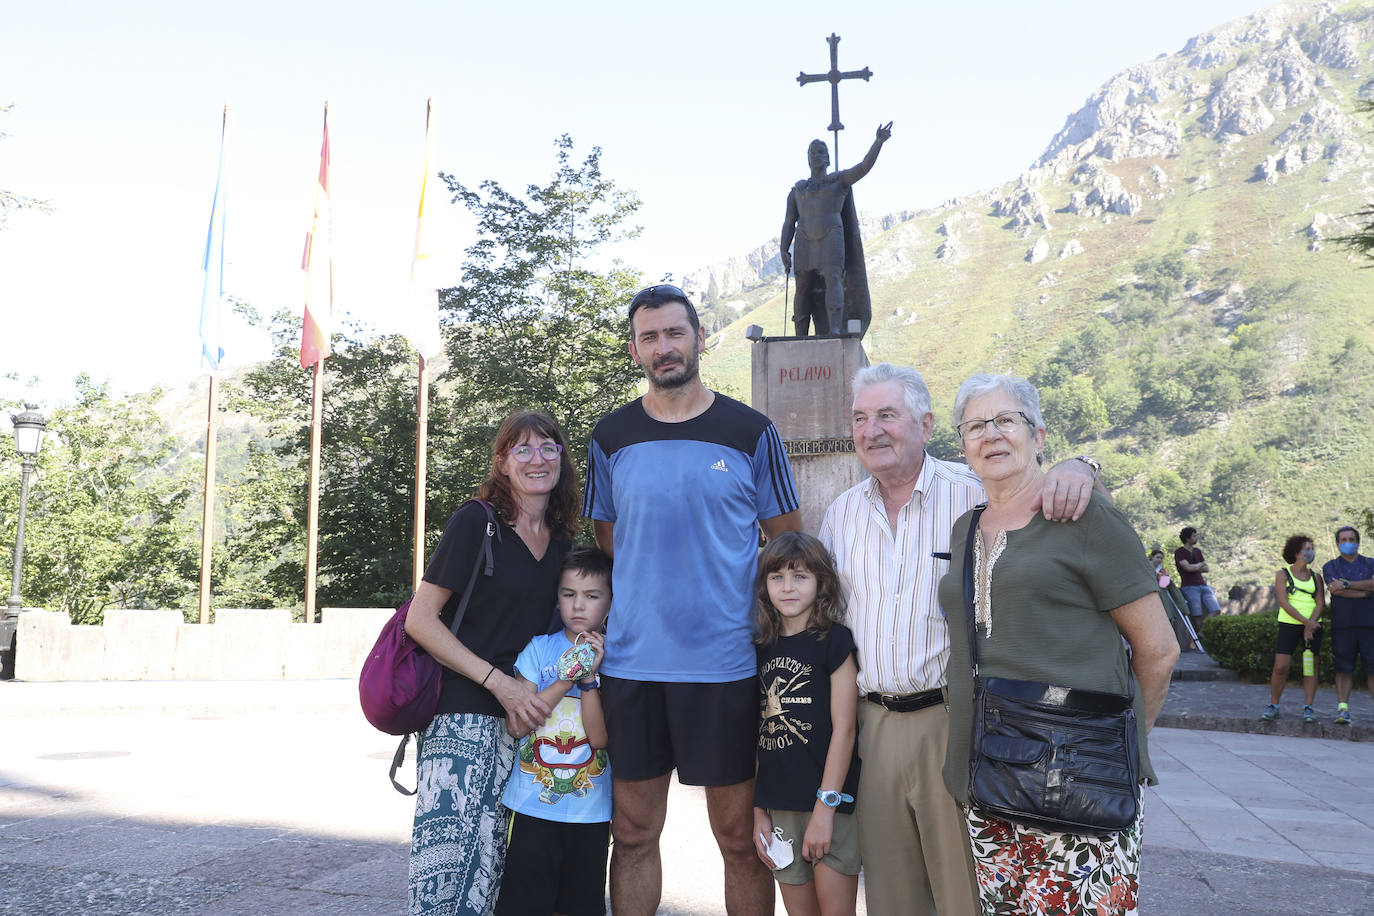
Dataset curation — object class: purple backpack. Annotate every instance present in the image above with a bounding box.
[359,500,498,791]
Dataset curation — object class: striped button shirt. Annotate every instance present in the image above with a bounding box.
[819,454,985,695]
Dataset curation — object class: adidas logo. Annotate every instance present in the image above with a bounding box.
[710,458,729,473]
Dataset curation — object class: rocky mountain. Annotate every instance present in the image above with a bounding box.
[698,0,1374,587]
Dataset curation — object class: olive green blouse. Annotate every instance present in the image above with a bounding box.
[938,493,1161,805]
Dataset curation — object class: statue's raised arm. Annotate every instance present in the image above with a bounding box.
[778,122,891,337]
[838,122,893,186]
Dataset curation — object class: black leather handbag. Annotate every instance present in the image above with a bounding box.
[961,508,1140,836]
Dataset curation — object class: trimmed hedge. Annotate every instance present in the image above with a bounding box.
[1200,611,1365,684]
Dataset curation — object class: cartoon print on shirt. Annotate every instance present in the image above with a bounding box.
[759,653,816,751]
[516,696,608,805]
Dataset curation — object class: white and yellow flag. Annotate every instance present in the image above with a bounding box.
[405,98,444,360]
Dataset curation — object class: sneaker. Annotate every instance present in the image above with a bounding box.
[1303,705,1317,723]
[1336,704,1352,726]
[1261,703,1280,721]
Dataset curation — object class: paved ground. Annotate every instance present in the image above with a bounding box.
[1,669,1372,915]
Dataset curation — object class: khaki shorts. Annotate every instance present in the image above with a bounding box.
[766,808,862,885]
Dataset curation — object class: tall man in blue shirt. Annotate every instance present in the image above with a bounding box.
[584,284,801,916]
[1322,525,1374,725]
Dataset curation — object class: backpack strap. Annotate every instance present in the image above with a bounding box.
[1283,567,1297,596]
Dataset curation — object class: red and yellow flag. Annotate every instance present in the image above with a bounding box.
[300,103,333,369]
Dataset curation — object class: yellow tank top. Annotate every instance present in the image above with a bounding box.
[1278,564,1318,625]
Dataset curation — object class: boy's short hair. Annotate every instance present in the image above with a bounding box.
[561,546,612,590]
[1179,526,1197,544]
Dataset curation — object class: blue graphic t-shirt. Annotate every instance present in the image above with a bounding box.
[500,632,611,824]
[583,395,799,681]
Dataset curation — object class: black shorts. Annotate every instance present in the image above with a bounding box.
[1275,621,1323,657]
[494,812,609,916]
[1332,627,1374,674]
[601,676,757,785]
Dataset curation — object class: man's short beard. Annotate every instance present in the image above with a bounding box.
[646,354,700,391]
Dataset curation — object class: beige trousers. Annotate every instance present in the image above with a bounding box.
[855,699,978,916]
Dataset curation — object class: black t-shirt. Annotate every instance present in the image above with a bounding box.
[754,624,861,814]
[422,501,569,718]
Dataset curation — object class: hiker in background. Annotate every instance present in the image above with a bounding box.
[1174,526,1221,627]
[1322,526,1374,726]
[1260,535,1324,724]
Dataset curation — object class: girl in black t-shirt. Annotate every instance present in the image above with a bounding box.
[750,532,861,916]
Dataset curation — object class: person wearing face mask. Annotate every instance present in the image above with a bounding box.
[1260,535,1325,723]
[1321,526,1374,725]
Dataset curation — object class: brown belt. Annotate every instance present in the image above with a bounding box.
[863,687,944,712]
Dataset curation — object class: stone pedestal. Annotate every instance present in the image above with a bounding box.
[751,336,868,534]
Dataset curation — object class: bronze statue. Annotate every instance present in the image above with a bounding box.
[780,122,891,337]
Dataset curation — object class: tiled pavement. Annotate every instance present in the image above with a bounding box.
[1,676,1371,915]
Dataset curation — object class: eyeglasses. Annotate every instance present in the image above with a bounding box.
[508,443,563,462]
[628,284,691,320]
[955,410,1032,441]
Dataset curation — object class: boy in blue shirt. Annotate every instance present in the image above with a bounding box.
[496,548,612,916]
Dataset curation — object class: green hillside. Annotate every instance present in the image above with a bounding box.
[699,0,1374,590]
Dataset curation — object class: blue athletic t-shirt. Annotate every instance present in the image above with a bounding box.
[501,632,611,824]
[583,394,799,682]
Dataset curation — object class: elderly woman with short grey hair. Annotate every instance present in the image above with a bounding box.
[936,373,1178,916]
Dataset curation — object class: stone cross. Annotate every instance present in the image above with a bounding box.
[796,33,872,172]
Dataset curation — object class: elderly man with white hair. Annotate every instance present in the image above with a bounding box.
[818,363,1103,916]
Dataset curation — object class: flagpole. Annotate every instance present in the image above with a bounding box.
[305,358,324,623]
[199,372,220,624]
[412,354,429,592]
[300,100,332,624]
[411,97,439,592]
[198,104,228,625]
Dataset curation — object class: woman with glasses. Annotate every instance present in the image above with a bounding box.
[405,410,581,916]
[935,374,1177,916]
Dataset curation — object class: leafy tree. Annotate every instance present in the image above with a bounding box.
[0,378,199,622]
[224,313,439,611]
[1042,375,1109,441]
[440,134,645,473]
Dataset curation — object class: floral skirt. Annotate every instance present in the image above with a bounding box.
[409,713,517,916]
[963,797,1144,916]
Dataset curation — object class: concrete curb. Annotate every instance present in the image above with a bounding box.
[1156,712,1373,741]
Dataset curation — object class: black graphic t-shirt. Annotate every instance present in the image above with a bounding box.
[754,624,860,814]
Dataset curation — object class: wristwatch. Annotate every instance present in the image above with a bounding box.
[1074,455,1102,476]
[816,789,854,807]
[576,676,600,691]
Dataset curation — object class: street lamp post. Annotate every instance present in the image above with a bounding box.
[2,403,46,678]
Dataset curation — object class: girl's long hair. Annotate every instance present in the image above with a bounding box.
[476,410,581,541]
[752,531,846,647]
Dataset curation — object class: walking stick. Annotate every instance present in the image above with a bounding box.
[783,268,790,335]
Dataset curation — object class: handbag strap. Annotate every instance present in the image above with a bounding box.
[961,506,987,679]
[446,499,500,638]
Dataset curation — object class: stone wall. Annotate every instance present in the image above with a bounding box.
[13,607,393,681]
[1224,585,1276,616]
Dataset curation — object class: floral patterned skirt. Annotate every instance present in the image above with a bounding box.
[409,713,517,916]
[963,797,1143,916]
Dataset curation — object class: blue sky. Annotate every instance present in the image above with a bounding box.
[0,0,1265,406]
